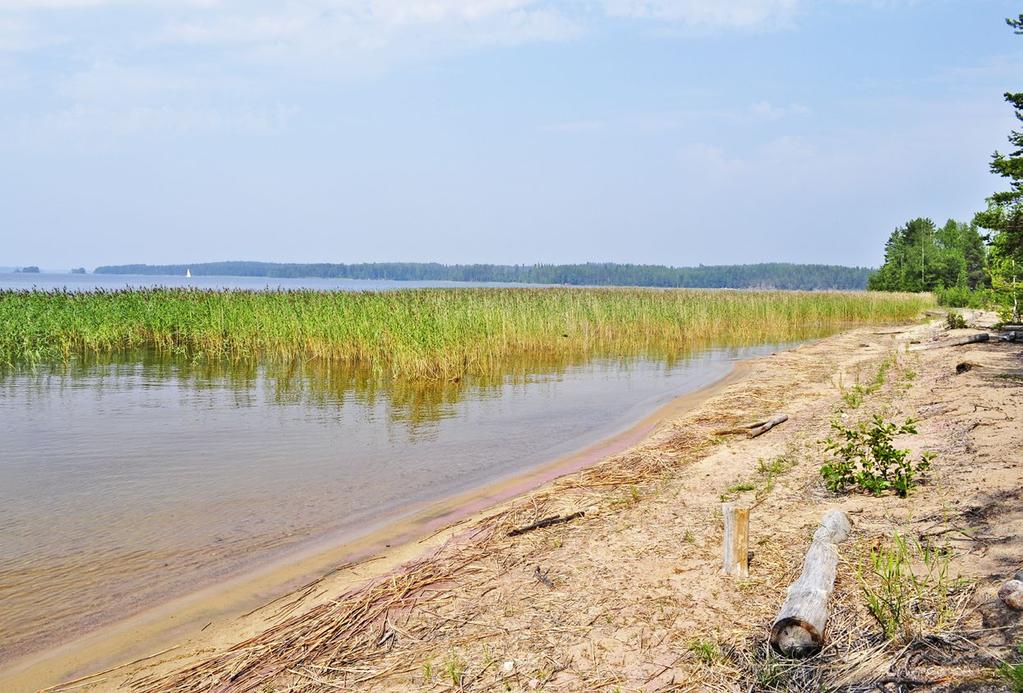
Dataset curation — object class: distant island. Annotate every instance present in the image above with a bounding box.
[71,267,87,274]
[15,266,40,273]
[94,261,873,290]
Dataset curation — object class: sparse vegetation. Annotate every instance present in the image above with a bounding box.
[820,415,934,497]
[999,642,1023,692]
[838,355,896,410]
[858,533,970,641]
[721,454,798,502]
[687,637,721,665]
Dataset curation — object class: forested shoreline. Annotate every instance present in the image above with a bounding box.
[869,14,1022,320]
[93,261,872,290]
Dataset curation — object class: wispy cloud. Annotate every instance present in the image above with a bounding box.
[602,0,799,28]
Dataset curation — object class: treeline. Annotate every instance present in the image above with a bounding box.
[93,261,874,290]
[868,218,987,294]
[870,13,1022,319]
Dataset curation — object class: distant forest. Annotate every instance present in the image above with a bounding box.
[94,262,874,290]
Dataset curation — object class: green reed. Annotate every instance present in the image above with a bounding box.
[0,288,934,379]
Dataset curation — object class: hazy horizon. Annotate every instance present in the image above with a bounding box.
[3,259,876,274]
[2,1,1020,269]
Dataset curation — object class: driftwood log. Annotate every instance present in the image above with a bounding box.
[911,333,989,351]
[721,503,750,578]
[715,414,788,439]
[770,510,852,657]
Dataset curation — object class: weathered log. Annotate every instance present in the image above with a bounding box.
[999,579,1023,610]
[721,503,750,578]
[748,414,789,438]
[910,333,989,351]
[770,510,852,657]
[508,511,584,537]
[714,414,789,438]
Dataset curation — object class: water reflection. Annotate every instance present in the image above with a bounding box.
[0,342,787,662]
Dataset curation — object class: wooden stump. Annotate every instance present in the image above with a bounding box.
[721,503,750,578]
[770,510,852,657]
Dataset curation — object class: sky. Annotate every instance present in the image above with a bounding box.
[1,0,1021,270]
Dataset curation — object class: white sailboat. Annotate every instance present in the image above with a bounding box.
[186,268,192,278]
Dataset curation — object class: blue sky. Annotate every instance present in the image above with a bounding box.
[1,0,1021,269]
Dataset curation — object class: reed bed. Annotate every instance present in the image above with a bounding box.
[0,288,933,378]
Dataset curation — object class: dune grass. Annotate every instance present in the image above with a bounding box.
[0,287,934,379]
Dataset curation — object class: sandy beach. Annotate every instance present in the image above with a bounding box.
[8,313,1022,691]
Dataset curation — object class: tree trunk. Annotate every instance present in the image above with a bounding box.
[770,510,852,657]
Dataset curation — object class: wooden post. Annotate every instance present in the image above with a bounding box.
[721,503,750,578]
[770,510,852,658]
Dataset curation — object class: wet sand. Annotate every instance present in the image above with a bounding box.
[0,359,750,692]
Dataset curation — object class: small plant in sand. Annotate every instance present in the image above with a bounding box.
[999,642,1023,692]
[838,355,895,410]
[945,312,968,329]
[858,533,970,641]
[443,652,466,686]
[687,638,721,665]
[820,415,934,497]
[722,454,798,502]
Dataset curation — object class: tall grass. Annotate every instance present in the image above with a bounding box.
[0,288,933,378]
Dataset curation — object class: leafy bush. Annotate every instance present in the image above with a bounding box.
[820,415,934,497]
[945,312,968,329]
[935,286,996,308]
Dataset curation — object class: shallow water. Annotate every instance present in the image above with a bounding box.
[0,345,780,661]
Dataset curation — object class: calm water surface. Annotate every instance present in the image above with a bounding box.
[0,345,780,661]
[0,273,544,292]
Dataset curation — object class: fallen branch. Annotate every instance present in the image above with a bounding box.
[714,414,788,439]
[508,511,584,537]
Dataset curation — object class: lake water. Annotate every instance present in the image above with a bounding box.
[0,273,545,292]
[0,344,782,662]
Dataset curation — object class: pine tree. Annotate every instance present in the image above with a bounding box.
[974,14,1023,319]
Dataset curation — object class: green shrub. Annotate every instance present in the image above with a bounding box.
[945,312,968,329]
[935,286,995,309]
[820,415,934,497]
